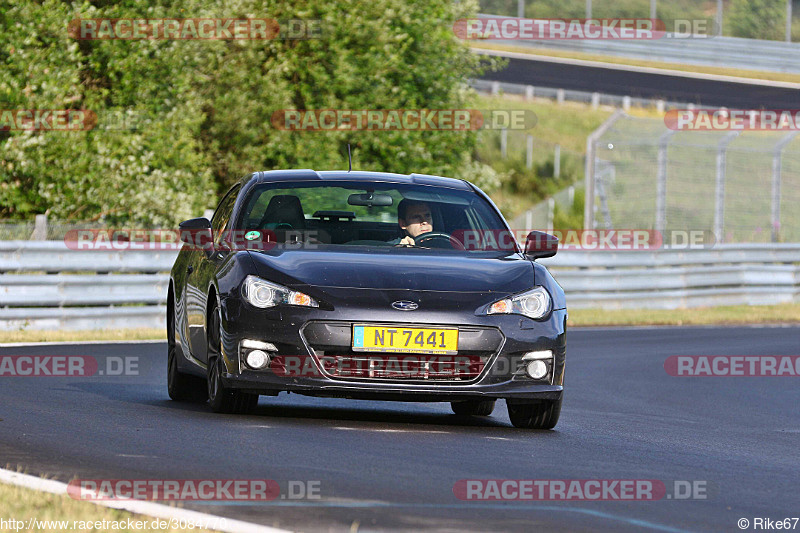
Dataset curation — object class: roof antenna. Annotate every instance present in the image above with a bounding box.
[347,143,352,172]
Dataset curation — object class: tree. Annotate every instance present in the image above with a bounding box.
[0,0,501,225]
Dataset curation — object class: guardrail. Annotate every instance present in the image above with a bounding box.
[541,244,800,309]
[470,78,683,111]
[477,14,800,74]
[0,241,798,330]
[0,241,176,331]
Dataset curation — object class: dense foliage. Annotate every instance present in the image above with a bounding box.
[0,0,500,224]
[727,0,791,40]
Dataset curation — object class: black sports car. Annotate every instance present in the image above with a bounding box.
[168,170,566,429]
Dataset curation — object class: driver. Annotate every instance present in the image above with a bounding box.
[390,199,433,246]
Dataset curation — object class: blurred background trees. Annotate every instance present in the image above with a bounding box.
[0,0,499,224]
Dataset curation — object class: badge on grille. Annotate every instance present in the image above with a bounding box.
[391,300,419,311]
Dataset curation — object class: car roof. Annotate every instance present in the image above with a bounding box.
[248,169,474,191]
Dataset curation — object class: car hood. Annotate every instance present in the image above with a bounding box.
[246,248,534,296]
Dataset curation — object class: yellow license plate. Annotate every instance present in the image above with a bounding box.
[352,325,458,355]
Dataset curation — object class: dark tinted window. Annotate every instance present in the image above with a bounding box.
[234,180,514,254]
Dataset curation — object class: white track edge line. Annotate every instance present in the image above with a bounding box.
[0,468,292,533]
[472,47,800,89]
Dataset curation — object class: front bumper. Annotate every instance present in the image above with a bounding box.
[219,298,567,403]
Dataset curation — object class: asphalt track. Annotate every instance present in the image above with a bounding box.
[1,326,798,532]
[479,53,800,108]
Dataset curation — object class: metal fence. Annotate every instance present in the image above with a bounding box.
[0,242,175,331]
[543,244,800,309]
[476,26,800,75]
[0,211,216,242]
[509,185,579,232]
[1,241,798,330]
[585,113,800,243]
[474,11,800,73]
[470,78,680,111]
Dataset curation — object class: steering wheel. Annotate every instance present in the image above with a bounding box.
[413,232,465,250]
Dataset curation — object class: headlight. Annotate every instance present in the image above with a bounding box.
[241,275,318,309]
[486,286,551,320]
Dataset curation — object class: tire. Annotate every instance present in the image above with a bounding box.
[507,398,562,429]
[206,302,258,414]
[167,298,207,402]
[451,399,496,416]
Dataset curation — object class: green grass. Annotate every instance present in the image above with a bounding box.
[567,303,800,327]
[1,305,798,345]
[0,328,165,344]
[471,94,627,152]
[470,87,800,242]
[0,477,217,533]
[469,93,664,221]
[470,45,800,240]
[591,124,800,241]
[470,94,619,220]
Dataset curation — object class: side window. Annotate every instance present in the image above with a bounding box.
[211,186,240,245]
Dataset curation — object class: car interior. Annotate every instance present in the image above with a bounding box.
[241,192,473,247]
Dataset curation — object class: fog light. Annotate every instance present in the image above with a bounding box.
[242,339,277,351]
[246,350,270,370]
[522,350,553,360]
[526,359,548,380]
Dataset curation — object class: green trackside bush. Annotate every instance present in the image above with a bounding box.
[0,0,214,226]
[0,0,503,225]
[726,0,789,40]
[552,187,584,230]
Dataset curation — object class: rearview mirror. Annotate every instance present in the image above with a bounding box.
[178,217,213,249]
[348,193,393,207]
[524,231,558,259]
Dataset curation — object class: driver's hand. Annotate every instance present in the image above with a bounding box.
[398,236,415,246]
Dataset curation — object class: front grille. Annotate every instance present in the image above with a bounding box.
[301,321,504,384]
[316,352,485,382]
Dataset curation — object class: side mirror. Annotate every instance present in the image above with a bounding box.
[178,218,213,250]
[524,231,558,259]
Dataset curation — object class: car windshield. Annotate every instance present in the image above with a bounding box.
[232,180,517,254]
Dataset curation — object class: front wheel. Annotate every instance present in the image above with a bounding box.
[207,355,258,414]
[167,300,207,402]
[206,303,258,414]
[507,398,562,429]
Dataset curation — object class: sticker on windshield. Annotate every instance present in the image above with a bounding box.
[245,230,261,240]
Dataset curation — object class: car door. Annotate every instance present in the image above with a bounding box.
[186,185,240,363]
